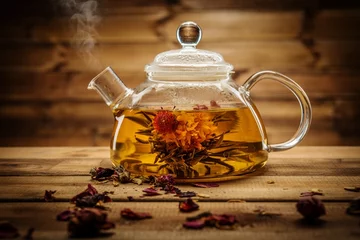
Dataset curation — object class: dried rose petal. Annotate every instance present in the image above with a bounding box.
[44,190,56,202]
[68,208,115,238]
[179,198,199,212]
[142,187,161,196]
[120,208,152,220]
[127,196,134,201]
[183,212,237,230]
[90,167,115,180]
[346,197,360,216]
[296,196,326,219]
[211,214,237,227]
[0,222,20,239]
[178,191,196,198]
[192,183,219,188]
[183,219,206,229]
[56,209,75,221]
[70,184,112,208]
[71,184,98,203]
[75,193,112,208]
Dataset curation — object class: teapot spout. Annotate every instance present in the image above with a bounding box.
[88,67,133,108]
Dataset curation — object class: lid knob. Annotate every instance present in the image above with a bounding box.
[176,21,202,48]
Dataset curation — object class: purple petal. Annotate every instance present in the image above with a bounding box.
[56,209,74,221]
[183,219,206,229]
[142,188,161,196]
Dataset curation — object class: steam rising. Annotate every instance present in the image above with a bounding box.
[58,0,102,69]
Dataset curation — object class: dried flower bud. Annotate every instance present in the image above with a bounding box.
[296,196,326,219]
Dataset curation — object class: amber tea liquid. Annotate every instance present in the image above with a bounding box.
[110,108,268,182]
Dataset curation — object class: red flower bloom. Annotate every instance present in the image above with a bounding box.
[153,111,177,134]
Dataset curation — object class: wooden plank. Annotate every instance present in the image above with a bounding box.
[163,11,302,41]
[0,43,66,72]
[0,155,359,177]
[32,14,167,43]
[1,71,360,101]
[314,10,360,40]
[0,100,333,122]
[0,202,358,240]
[316,41,360,69]
[180,0,317,10]
[0,126,355,147]
[0,0,167,18]
[0,175,358,201]
[64,43,169,72]
[235,71,360,99]
[62,41,313,72]
[0,71,146,101]
[0,146,359,159]
[1,99,360,146]
[200,41,313,69]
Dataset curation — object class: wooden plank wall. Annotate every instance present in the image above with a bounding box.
[0,0,360,146]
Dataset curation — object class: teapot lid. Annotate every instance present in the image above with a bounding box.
[145,22,234,79]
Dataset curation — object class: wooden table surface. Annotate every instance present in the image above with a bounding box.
[0,146,359,239]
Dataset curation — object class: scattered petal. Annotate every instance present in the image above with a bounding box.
[344,187,360,192]
[56,209,75,221]
[68,208,115,238]
[183,219,206,229]
[44,190,56,202]
[179,198,200,212]
[142,187,161,196]
[120,208,152,220]
[71,184,112,208]
[192,183,219,188]
[296,196,326,219]
[0,222,20,239]
[90,167,115,181]
[178,191,196,198]
[70,184,98,203]
[183,212,237,230]
[127,196,134,201]
[346,197,360,216]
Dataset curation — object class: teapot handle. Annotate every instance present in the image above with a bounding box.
[242,71,312,152]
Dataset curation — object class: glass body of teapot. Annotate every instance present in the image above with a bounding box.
[88,22,312,182]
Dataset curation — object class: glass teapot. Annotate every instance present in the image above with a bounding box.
[88,22,312,182]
